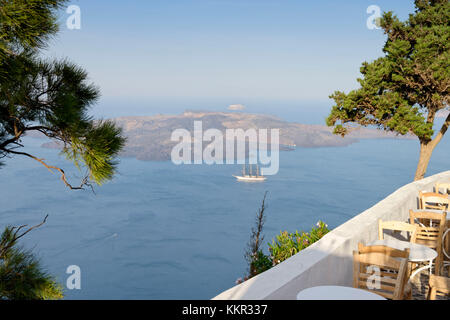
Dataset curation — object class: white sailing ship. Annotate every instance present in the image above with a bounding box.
[233,164,267,182]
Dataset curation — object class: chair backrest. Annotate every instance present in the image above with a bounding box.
[435,182,450,195]
[378,219,417,242]
[427,274,450,300]
[409,210,446,250]
[353,243,410,300]
[418,191,449,210]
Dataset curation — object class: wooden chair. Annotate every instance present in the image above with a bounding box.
[418,191,449,210]
[445,220,450,275]
[409,210,447,275]
[378,219,417,242]
[353,243,410,300]
[427,274,450,300]
[435,182,450,195]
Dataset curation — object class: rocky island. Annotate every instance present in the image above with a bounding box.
[40,111,413,161]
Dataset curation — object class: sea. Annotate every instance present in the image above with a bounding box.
[0,104,449,299]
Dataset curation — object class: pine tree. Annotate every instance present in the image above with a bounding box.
[327,0,449,180]
[0,0,125,187]
[0,217,63,300]
[0,0,125,299]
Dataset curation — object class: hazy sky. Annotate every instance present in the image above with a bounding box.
[45,0,416,118]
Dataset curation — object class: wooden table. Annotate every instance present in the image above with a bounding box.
[296,285,386,300]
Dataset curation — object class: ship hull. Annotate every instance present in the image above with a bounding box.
[233,175,267,182]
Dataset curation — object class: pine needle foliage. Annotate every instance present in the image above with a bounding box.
[0,226,63,300]
[0,0,125,188]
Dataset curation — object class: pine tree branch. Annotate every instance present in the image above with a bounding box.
[0,215,48,259]
[11,215,49,243]
[2,149,94,191]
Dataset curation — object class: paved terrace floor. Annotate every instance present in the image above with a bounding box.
[411,268,449,300]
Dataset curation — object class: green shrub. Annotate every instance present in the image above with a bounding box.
[268,221,330,266]
[249,250,273,276]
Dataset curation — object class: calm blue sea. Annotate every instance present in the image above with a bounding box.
[0,117,449,299]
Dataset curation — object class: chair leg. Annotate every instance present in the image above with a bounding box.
[409,262,416,276]
[407,262,413,278]
[427,287,437,300]
[434,255,442,276]
[404,282,413,300]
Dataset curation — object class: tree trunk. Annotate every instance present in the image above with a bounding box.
[414,113,450,181]
[414,141,434,181]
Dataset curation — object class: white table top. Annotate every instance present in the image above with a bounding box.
[368,239,437,262]
[296,286,386,300]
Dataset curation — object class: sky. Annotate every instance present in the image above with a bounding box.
[45,0,417,120]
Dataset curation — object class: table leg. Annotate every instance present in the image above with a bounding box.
[428,260,432,276]
[409,260,433,280]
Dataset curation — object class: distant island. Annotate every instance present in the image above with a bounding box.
[40,111,413,161]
